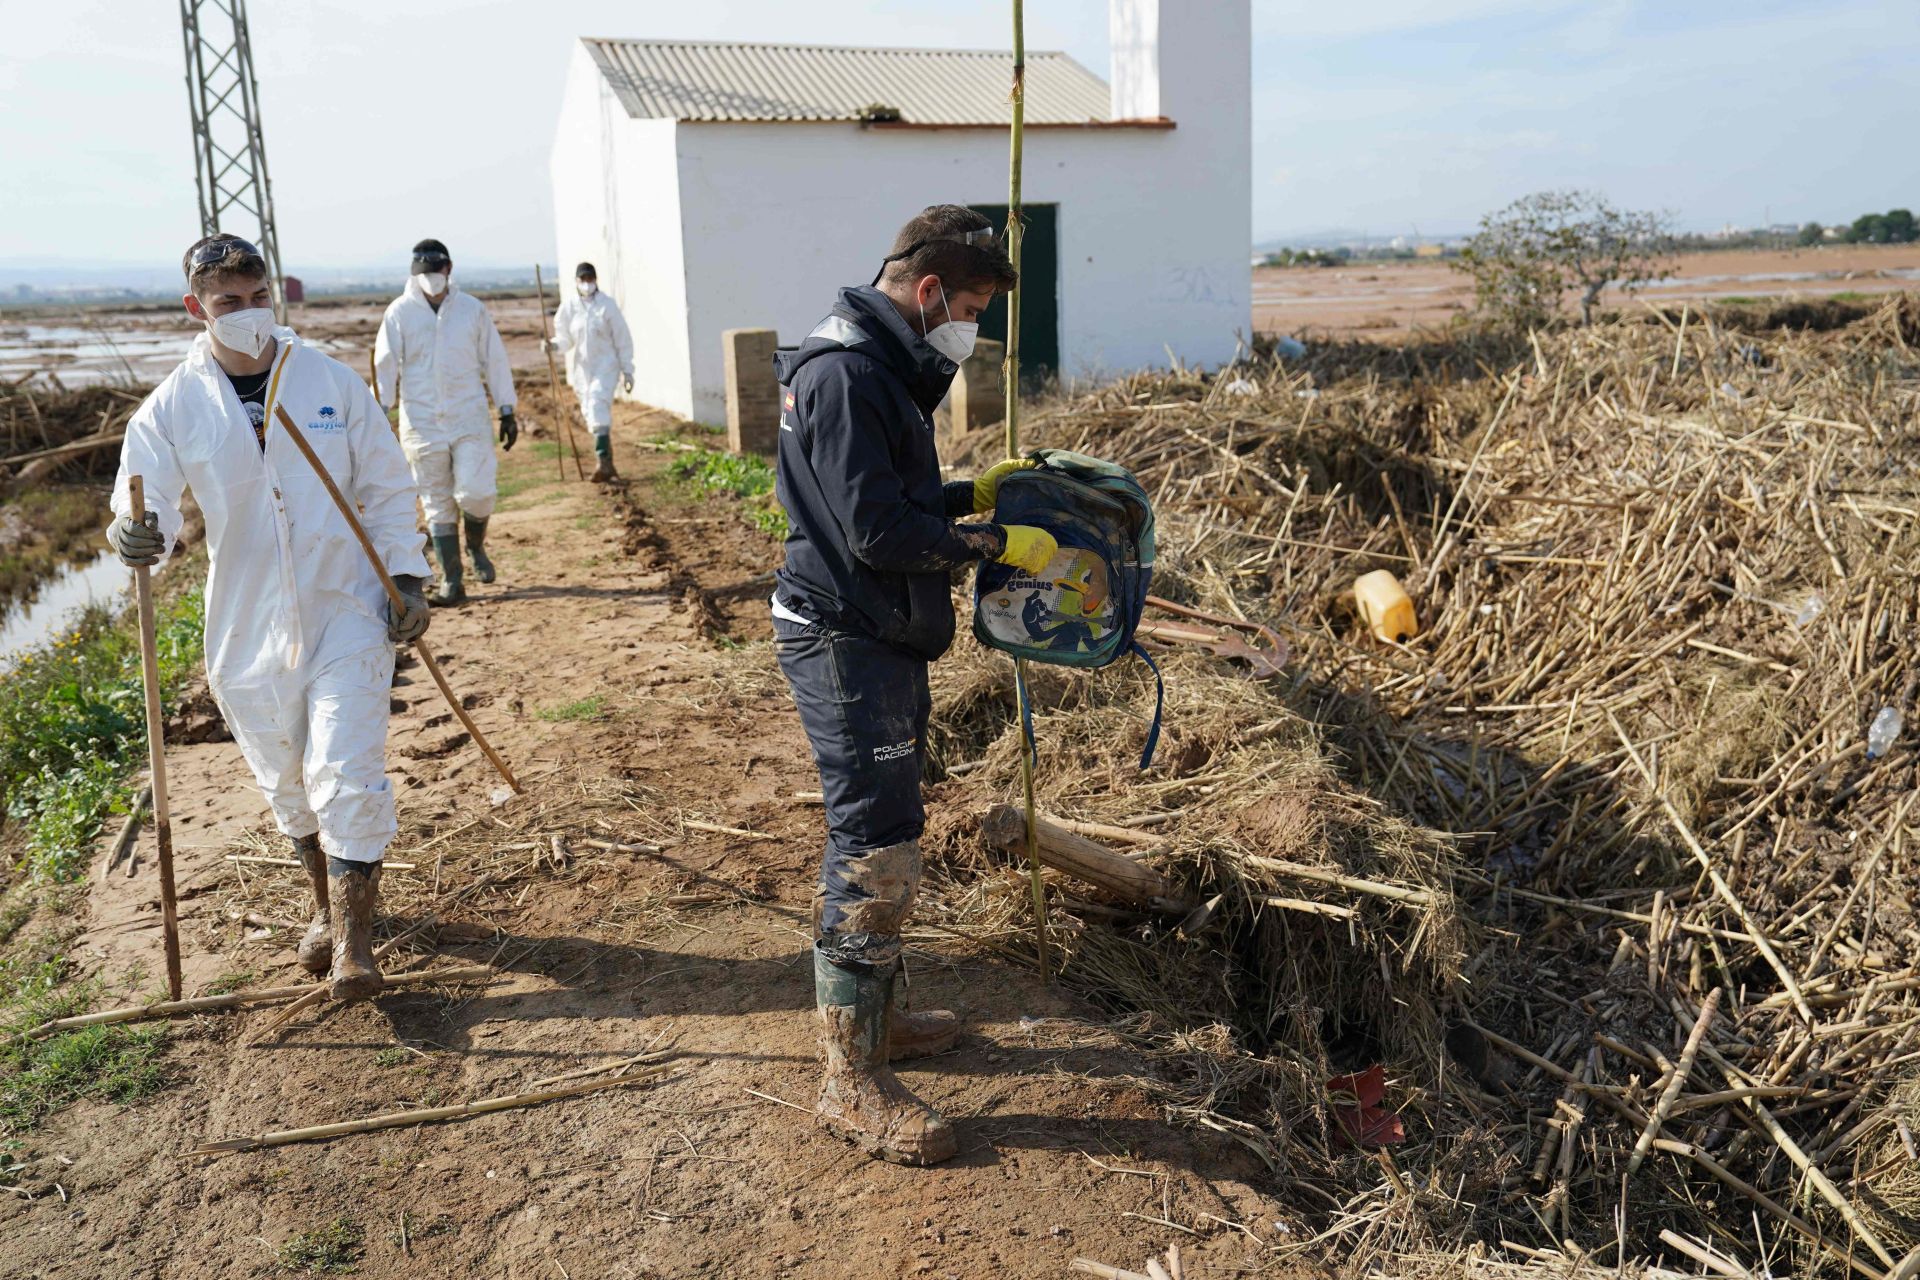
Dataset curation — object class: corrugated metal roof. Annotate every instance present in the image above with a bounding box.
[582,38,1112,125]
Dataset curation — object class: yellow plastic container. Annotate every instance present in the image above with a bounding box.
[1354,570,1418,644]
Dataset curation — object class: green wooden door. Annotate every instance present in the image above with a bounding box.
[969,202,1059,387]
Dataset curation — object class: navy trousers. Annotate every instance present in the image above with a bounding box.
[774,616,930,967]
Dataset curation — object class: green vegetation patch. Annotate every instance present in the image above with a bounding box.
[279,1216,365,1274]
[535,694,607,723]
[0,1020,168,1130]
[667,448,787,538]
[0,588,204,882]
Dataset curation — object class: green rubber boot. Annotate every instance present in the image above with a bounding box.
[813,949,957,1166]
[464,514,495,584]
[591,432,618,484]
[429,528,465,605]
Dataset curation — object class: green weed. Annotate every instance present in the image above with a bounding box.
[205,968,260,996]
[0,589,204,881]
[0,1019,168,1130]
[373,1046,410,1067]
[666,449,788,539]
[535,694,607,723]
[278,1216,365,1274]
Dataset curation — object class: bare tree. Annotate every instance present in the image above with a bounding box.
[1454,191,1676,328]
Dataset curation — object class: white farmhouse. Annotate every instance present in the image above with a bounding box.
[550,0,1249,424]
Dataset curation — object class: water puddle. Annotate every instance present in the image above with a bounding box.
[0,549,129,670]
[0,322,347,389]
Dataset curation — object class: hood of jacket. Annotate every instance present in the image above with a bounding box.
[772,285,957,416]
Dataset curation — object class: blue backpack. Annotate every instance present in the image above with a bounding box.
[971,449,1164,768]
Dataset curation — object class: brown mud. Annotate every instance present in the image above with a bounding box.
[0,381,1298,1279]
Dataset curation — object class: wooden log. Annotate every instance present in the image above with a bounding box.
[102,784,152,875]
[981,804,1173,905]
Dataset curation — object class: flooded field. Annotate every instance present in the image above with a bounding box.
[0,292,546,391]
[0,548,124,668]
[1255,242,1920,337]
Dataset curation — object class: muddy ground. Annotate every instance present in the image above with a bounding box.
[0,380,1298,1279]
[1257,242,1920,338]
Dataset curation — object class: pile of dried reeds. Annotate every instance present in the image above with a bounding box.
[924,294,1920,1276]
[0,381,145,484]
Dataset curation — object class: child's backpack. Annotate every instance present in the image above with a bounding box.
[971,449,1164,768]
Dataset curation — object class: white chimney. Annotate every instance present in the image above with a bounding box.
[1108,0,1164,121]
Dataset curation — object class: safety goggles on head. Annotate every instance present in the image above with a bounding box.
[411,253,451,275]
[870,227,1006,285]
[188,236,263,274]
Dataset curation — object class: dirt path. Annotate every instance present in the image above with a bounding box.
[2,396,1290,1278]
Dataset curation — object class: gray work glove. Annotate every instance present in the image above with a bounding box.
[498,407,518,451]
[107,511,165,566]
[621,371,634,393]
[388,574,430,644]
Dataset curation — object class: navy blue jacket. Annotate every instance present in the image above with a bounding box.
[772,286,985,661]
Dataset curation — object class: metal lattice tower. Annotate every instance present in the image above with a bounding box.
[179,0,286,318]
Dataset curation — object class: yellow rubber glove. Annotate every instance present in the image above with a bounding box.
[995,524,1059,575]
[973,457,1038,513]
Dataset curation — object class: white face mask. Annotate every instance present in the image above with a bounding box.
[207,306,276,359]
[577,281,597,297]
[414,271,448,295]
[919,284,978,363]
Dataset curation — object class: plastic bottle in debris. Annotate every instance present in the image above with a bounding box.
[1354,570,1418,644]
[1867,706,1903,759]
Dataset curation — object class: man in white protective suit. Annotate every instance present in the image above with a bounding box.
[106,234,431,1001]
[544,261,634,483]
[373,238,519,605]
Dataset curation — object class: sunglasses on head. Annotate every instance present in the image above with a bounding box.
[871,228,1004,285]
[188,236,262,271]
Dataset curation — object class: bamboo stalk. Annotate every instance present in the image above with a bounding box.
[189,1063,673,1156]
[269,405,521,794]
[128,476,183,1002]
[1626,988,1720,1177]
[1608,710,1813,1022]
[534,264,587,481]
[19,966,495,1040]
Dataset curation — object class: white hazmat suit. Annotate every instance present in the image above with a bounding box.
[373,278,516,528]
[111,329,431,863]
[550,287,634,436]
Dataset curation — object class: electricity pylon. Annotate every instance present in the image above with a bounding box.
[179,0,286,318]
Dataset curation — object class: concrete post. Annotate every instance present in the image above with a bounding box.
[722,328,780,456]
[950,338,1006,435]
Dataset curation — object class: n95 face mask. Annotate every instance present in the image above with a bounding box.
[919,284,978,363]
[209,306,276,359]
[414,271,448,295]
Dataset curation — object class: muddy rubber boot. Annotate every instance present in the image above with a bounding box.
[327,857,384,1002]
[429,528,465,606]
[292,833,331,975]
[591,433,618,484]
[463,513,495,584]
[814,949,958,1166]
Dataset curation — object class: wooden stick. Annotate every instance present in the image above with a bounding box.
[188,1063,672,1156]
[102,784,152,875]
[128,476,183,1002]
[1608,711,1813,1022]
[19,966,496,1040]
[1627,988,1720,1177]
[1070,1263,1151,1280]
[269,405,521,793]
[681,820,774,842]
[225,855,415,871]
[534,265,587,482]
[981,804,1173,905]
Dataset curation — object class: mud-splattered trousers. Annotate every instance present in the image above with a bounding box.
[774,616,929,968]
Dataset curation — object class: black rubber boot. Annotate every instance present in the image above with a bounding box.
[464,514,495,584]
[813,949,957,1166]
[293,833,330,975]
[327,857,384,1002]
[429,528,465,606]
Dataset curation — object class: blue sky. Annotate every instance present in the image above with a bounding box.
[1,1,1913,275]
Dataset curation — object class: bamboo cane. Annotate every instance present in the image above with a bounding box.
[534,265,588,482]
[269,405,522,793]
[189,1061,672,1155]
[128,477,183,1001]
[1003,0,1049,982]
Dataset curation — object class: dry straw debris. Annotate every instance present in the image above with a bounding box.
[919,295,1920,1276]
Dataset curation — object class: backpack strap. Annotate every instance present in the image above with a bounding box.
[1014,657,1038,770]
[1129,641,1165,770]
